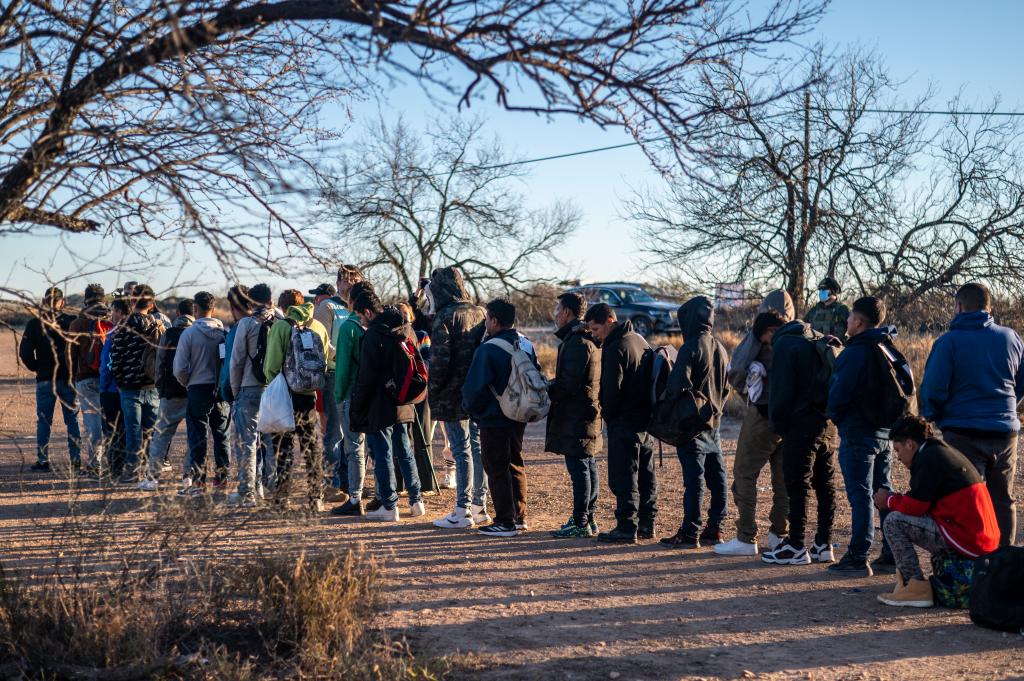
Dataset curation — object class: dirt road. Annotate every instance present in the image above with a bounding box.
[0,337,1021,680]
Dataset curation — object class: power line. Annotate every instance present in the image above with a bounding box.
[253,105,1024,199]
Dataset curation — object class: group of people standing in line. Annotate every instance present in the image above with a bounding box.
[18,268,1018,609]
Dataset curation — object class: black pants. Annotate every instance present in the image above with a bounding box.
[607,423,658,533]
[101,391,126,476]
[479,424,527,526]
[274,405,325,503]
[185,384,230,484]
[411,401,438,492]
[780,417,836,549]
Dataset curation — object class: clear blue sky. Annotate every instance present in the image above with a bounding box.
[4,0,1024,298]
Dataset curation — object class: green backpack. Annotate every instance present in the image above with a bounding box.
[930,551,974,609]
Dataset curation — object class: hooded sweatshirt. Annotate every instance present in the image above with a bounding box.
[827,325,902,438]
[229,305,276,397]
[155,314,194,399]
[427,267,486,422]
[598,319,654,430]
[173,316,226,388]
[919,310,1024,433]
[768,320,826,435]
[349,306,417,433]
[263,303,329,404]
[727,289,794,403]
[664,296,731,432]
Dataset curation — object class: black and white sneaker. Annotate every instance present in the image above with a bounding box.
[761,541,811,565]
[478,522,519,538]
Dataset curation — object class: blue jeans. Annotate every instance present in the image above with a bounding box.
[446,420,487,509]
[677,429,728,538]
[565,456,599,526]
[35,380,81,465]
[322,371,342,476]
[185,384,230,484]
[838,434,893,561]
[147,397,187,479]
[339,399,364,496]
[75,378,103,467]
[119,387,158,471]
[367,423,422,509]
[233,386,263,499]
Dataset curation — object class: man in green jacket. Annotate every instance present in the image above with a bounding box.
[331,286,375,516]
[805,277,850,341]
[264,291,329,511]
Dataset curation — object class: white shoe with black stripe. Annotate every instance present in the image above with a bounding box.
[478,522,519,538]
[761,541,811,565]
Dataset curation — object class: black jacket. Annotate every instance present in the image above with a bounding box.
[598,320,653,430]
[350,307,417,433]
[665,296,730,431]
[109,312,164,390]
[19,311,77,382]
[427,267,486,422]
[769,320,826,435]
[545,321,603,457]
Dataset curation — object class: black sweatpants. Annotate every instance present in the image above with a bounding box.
[606,423,658,534]
[780,417,836,549]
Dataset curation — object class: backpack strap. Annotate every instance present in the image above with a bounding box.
[485,337,517,355]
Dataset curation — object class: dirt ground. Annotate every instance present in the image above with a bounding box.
[0,335,1021,681]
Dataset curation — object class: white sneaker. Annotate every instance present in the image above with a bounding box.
[811,542,836,563]
[366,505,400,522]
[433,507,474,529]
[440,470,456,489]
[714,538,758,556]
[409,501,426,517]
[515,520,529,531]
[137,479,158,492]
[767,531,784,551]
[471,503,492,526]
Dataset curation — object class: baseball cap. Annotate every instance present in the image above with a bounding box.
[308,283,337,296]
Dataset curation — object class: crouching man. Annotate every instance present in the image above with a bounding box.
[875,416,1000,607]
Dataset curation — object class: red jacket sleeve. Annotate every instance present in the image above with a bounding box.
[887,493,930,516]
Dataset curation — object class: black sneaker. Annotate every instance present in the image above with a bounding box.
[478,522,519,538]
[761,541,811,565]
[597,527,637,544]
[364,497,383,512]
[331,499,365,517]
[871,552,898,575]
[828,553,873,578]
[699,527,723,546]
[659,529,699,549]
[637,522,656,540]
[29,461,50,472]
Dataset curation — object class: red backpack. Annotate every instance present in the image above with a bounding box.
[385,337,428,405]
[85,319,114,372]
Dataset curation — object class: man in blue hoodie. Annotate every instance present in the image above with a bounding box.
[463,298,537,538]
[826,297,902,576]
[919,283,1024,546]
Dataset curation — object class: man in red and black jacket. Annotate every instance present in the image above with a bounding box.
[874,415,1000,608]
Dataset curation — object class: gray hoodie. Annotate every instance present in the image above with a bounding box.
[230,306,276,395]
[173,316,226,388]
[727,289,795,402]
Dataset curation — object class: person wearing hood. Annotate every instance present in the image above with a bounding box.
[172,291,229,495]
[826,297,903,577]
[311,281,349,493]
[20,286,81,473]
[349,303,425,522]
[547,292,603,539]
[716,289,793,557]
[264,289,329,511]
[69,284,112,476]
[762,318,837,566]
[585,303,656,544]
[427,267,490,531]
[659,296,731,549]
[919,282,1024,547]
[138,299,195,492]
[108,286,165,481]
[229,283,276,506]
[805,277,850,341]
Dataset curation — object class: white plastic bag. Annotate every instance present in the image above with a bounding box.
[257,373,295,433]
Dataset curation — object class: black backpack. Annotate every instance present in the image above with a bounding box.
[861,341,915,428]
[249,316,276,385]
[970,546,1024,632]
[156,325,188,399]
[648,347,717,447]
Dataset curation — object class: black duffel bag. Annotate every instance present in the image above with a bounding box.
[969,546,1024,632]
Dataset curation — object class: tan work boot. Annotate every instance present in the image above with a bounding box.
[877,577,934,608]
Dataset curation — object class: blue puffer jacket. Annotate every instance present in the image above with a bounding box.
[462,328,537,429]
[827,326,898,439]
[919,311,1024,433]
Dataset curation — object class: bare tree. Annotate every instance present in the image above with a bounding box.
[630,49,926,311]
[319,116,579,298]
[0,0,826,276]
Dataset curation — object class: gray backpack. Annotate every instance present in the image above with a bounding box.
[283,320,326,394]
